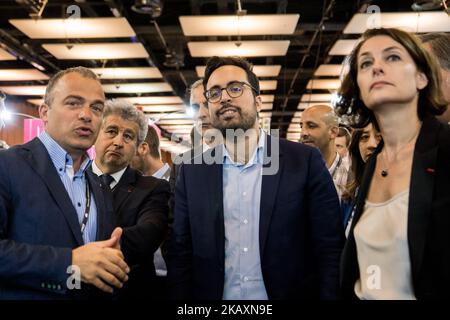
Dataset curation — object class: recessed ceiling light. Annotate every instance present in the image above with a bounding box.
[9,17,135,39]
[180,14,299,36]
[42,43,149,60]
[0,69,48,81]
[90,67,162,79]
[102,83,173,94]
[196,65,281,78]
[188,41,290,57]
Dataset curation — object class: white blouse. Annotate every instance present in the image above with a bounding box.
[353,190,416,300]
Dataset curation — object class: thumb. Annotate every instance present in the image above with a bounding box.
[99,227,123,248]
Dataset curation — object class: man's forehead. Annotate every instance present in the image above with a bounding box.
[56,73,104,98]
[191,85,205,102]
[207,65,247,87]
[104,115,138,131]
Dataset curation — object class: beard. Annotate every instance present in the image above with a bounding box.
[211,102,258,136]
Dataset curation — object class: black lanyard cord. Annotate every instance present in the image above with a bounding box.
[80,181,91,234]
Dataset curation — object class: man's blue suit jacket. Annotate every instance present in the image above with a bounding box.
[0,138,115,299]
[168,136,344,300]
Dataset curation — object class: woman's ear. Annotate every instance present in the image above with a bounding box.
[416,71,428,90]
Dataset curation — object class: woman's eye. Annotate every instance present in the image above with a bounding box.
[360,61,371,69]
[387,54,401,62]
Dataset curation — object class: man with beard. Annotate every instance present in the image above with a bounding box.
[300,105,351,200]
[92,100,170,299]
[167,56,343,300]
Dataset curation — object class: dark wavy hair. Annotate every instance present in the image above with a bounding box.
[335,28,447,128]
[203,56,260,96]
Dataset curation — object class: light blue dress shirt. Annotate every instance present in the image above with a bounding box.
[39,131,98,244]
[222,129,268,300]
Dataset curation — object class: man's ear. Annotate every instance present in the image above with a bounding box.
[138,142,149,156]
[39,103,50,123]
[255,95,262,113]
[330,126,339,139]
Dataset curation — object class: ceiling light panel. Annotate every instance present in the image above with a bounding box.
[344,12,450,34]
[329,39,359,56]
[90,67,162,79]
[118,96,183,105]
[42,43,149,60]
[102,83,173,94]
[314,64,344,76]
[188,41,290,57]
[260,103,273,111]
[300,93,333,102]
[0,86,45,95]
[0,48,16,60]
[27,99,44,105]
[260,80,277,91]
[196,65,281,78]
[141,105,185,113]
[260,95,275,103]
[9,17,135,39]
[180,14,299,36]
[0,69,49,81]
[306,79,341,90]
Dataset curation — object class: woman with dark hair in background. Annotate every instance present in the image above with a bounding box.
[341,123,381,236]
[336,28,450,300]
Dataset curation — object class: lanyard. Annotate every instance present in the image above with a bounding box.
[80,181,91,234]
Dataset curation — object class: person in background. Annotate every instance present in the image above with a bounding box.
[341,123,382,236]
[420,33,450,124]
[131,125,171,180]
[335,126,352,171]
[300,104,351,200]
[92,99,170,299]
[0,67,128,299]
[336,28,450,300]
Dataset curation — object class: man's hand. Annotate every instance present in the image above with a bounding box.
[72,227,130,293]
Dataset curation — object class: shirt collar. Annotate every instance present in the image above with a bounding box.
[152,163,170,179]
[222,128,266,167]
[38,130,92,177]
[328,151,341,173]
[91,160,127,184]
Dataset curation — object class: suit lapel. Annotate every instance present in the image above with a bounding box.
[259,135,283,259]
[20,138,84,246]
[86,170,114,241]
[112,166,136,214]
[408,117,439,286]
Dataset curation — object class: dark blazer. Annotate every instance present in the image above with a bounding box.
[111,166,170,299]
[340,116,450,300]
[0,138,114,299]
[168,136,344,300]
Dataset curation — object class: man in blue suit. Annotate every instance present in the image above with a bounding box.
[0,67,129,299]
[168,57,344,300]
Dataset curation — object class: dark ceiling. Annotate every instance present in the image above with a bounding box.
[0,0,420,137]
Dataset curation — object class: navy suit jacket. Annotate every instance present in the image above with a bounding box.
[0,138,115,299]
[110,166,170,299]
[168,136,344,300]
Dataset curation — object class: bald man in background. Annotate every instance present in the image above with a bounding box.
[300,104,350,200]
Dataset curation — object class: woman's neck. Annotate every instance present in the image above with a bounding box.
[375,101,422,151]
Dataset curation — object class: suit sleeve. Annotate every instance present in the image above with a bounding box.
[166,164,193,299]
[120,179,170,265]
[0,156,72,294]
[306,148,345,300]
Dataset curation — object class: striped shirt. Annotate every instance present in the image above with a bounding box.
[38,131,98,244]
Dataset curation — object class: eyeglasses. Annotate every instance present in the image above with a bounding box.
[204,81,257,103]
